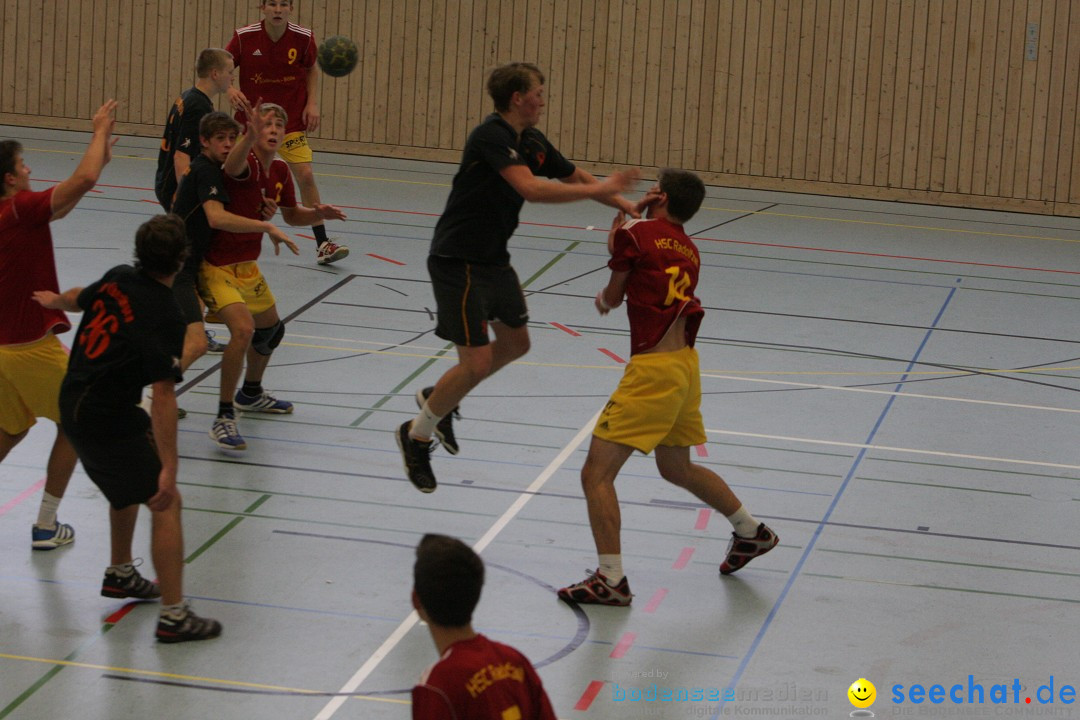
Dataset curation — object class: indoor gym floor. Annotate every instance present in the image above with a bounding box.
[1,123,1078,719]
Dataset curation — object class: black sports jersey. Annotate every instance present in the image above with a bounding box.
[430,113,575,265]
[60,265,184,420]
[155,87,213,210]
[171,154,229,278]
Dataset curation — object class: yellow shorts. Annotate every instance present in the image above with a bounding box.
[279,131,313,164]
[199,261,277,316]
[0,334,68,434]
[593,345,707,454]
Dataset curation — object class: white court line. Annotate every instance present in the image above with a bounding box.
[312,408,602,720]
[708,428,1080,471]
[702,372,1080,415]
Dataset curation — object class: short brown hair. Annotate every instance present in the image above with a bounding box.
[199,111,241,140]
[134,214,188,276]
[658,168,706,224]
[259,102,288,126]
[413,534,484,627]
[195,48,232,78]
[0,140,22,183]
[487,62,544,113]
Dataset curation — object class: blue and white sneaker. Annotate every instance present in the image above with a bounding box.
[210,417,247,451]
[32,521,75,550]
[235,389,293,414]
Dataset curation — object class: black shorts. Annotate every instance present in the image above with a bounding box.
[428,256,529,347]
[172,272,203,325]
[62,406,161,510]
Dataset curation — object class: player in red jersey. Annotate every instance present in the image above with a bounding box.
[1,100,117,550]
[412,534,558,720]
[226,0,349,266]
[201,101,345,451]
[557,169,779,606]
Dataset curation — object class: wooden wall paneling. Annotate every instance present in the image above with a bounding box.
[546,0,569,149]
[639,0,663,168]
[899,0,926,190]
[557,0,580,159]
[874,0,900,188]
[13,0,30,115]
[803,0,829,181]
[389,0,410,145]
[523,0,540,63]
[584,0,608,162]
[445,0,469,147]
[113,0,132,124]
[929,1,956,191]
[27,0,44,115]
[984,0,1013,197]
[857,0,883,184]
[422,0,443,147]
[723,0,746,175]
[1041,0,1070,202]
[762,0,786,178]
[131,0,149,124]
[942,0,970,194]
[695,0,720,172]
[777,0,802,179]
[999,0,1026,196]
[914,0,941,190]
[1056,3,1079,205]
[75,1,95,119]
[408,0,430,148]
[470,1,490,139]
[670,0,693,171]
[1011,0,1039,199]
[844,0,870,183]
[48,0,69,118]
[829,0,855,183]
[370,1,391,144]
[749,0,773,178]
[685,0,707,173]
[609,0,633,165]
[360,0,379,144]
[322,0,342,141]
[601,1,624,163]
[733,0,758,175]
[38,0,56,117]
[1027,0,1056,199]
[790,0,814,179]
[342,1,364,143]
[571,1,595,159]
[818,0,844,182]
[970,0,995,195]
[1,3,14,114]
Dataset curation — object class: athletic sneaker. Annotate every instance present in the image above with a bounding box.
[31,521,75,551]
[156,605,223,644]
[415,386,461,455]
[205,329,226,354]
[234,389,293,414]
[719,523,779,575]
[316,240,349,265]
[101,563,161,600]
[557,570,633,606]
[210,417,247,451]
[395,421,437,493]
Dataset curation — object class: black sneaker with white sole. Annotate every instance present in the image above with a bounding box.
[415,386,460,455]
[396,421,437,493]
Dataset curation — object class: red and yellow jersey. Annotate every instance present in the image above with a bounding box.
[226,21,317,134]
[609,217,704,355]
[412,635,557,720]
[0,187,70,345]
[206,153,296,267]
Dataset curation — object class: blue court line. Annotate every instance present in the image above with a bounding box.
[712,279,961,719]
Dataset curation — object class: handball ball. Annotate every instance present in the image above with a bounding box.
[317,35,359,78]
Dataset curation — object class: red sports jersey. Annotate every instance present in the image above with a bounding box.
[0,188,71,345]
[609,217,704,355]
[226,21,317,134]
[205,153,296,266]
[412,635,558,720]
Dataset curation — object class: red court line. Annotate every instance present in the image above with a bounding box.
[139,198,158,203]
[695,444,709,457]
[672,547,695,569]
[609,632,637,659]
[367,253,406,266]
[574,680,605,711]
[643,588,669,614]
[0,478,46,517]
[296,233,316,240]
[35,179,152,192]
[598,348,625,363]
[550,321,581,337]
[695,509,712,530]
[104,601,140,625]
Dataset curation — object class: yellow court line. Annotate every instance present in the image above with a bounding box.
[698,205,1079,245]
[0,652,408,704]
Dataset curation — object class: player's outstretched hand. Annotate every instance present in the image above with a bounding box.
[315,204,346,221]
[269,227,300,256]
[31,290,62,309]
[606,168,641,194]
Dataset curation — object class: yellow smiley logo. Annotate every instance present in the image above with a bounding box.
[848,678,876,708]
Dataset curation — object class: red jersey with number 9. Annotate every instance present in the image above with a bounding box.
[609,217,704,355]
[226,21,317,134]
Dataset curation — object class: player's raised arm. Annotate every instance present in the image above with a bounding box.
[51,100,118,220]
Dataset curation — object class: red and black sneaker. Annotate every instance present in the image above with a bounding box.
[720,523,779,575]
[101,563,161,600]
[557,569,633,606]
[156,605,222,644]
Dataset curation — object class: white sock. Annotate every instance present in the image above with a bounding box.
[108,562,135,577]
[140,388,153,412]
[409,403,442,441]
[598,554,624,583]
[726,505,760,538]
[36,492,61,528]
[161,602,187,619]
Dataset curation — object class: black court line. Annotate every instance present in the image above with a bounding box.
[691,203,779,236]
[177,274,357,396]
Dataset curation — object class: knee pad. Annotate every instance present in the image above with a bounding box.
[251,320,284,356]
